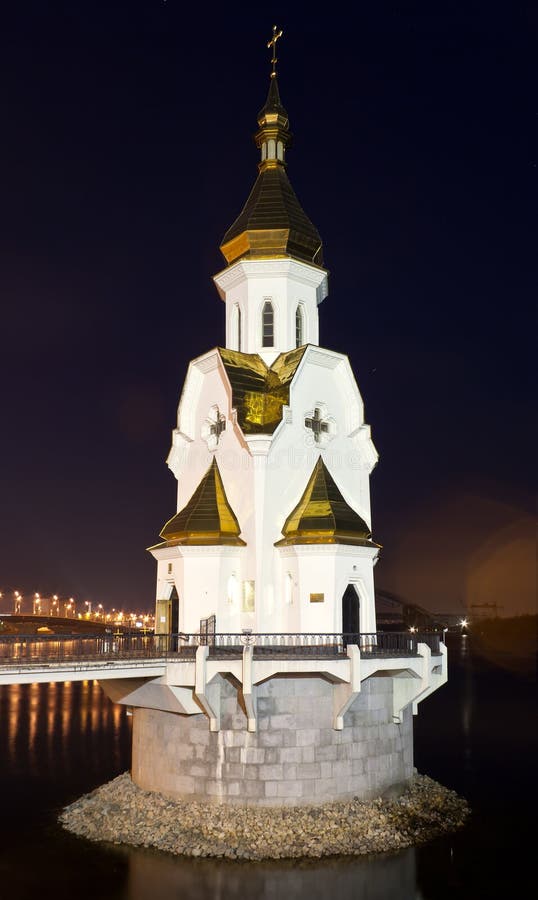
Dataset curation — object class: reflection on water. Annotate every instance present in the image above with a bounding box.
[0,680,129,782]
[122,846,420,900]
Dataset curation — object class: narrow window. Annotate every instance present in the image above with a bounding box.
[231,304,242,351]
[295,304,304,347]
[285,572,293,605]
[227,574,238,605]
[262,301,274,347]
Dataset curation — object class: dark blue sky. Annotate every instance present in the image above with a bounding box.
[0,3,535,616]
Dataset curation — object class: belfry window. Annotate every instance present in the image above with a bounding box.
[295,305,304,347]
[262,301,274,347]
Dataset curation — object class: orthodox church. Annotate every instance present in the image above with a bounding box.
[113,32,447,806]
[150,45,379,641]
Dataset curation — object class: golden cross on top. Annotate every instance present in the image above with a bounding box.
[267,25,283,77]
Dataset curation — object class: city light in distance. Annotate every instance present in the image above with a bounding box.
[0,588,155,630]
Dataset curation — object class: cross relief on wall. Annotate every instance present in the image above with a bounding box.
[304,403,336,447]
[201,405,227,451]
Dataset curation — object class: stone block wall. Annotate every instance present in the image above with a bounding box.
[131,674,414,806]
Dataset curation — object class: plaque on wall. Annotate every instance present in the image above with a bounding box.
[310,593,324,603]
[242,580,255,612]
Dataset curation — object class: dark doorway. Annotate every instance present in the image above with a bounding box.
[170,586,179,649]
[342,584,360,636]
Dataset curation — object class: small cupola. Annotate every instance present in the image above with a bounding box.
[255,68,292,172]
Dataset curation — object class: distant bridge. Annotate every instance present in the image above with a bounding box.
[375,591,446,630]
[0,614,131,636]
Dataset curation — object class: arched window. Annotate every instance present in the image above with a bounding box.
[285,572,293,605]
[227,574,239,606]
[230,304,242,351]
[295,304,305,347]
[262,300,274,347]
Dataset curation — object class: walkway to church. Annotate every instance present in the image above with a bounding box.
[0,630,441,674]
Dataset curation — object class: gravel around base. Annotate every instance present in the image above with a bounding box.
[59,773,469,860]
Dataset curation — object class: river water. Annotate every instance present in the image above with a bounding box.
[0,635,534,899]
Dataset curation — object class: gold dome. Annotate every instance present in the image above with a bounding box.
[155,458,245,547]
[220,75,323,267]
[275,457,380,548]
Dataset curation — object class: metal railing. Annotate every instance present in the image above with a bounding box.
[170,631,440,658]
[0,634,162,667]
[0,631,441,668]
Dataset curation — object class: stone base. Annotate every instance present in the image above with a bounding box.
[131,674,414,806]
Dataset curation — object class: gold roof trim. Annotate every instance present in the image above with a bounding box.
[157,458,246,547]
[221,228,292,264]
[275,457,381,548]
[219,345,306,434]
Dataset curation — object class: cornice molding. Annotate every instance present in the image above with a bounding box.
[213,258,328,297]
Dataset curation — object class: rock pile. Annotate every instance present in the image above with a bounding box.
[59,772,469,860]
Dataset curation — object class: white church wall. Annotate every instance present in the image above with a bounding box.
[171,354,255,555]
[159,326,378,637]
[333,549,378,634]
[274,546,378,635]
[295,551,339,632]
[275,552,301,632]
[179,548,245,634]
[215,259,326,363]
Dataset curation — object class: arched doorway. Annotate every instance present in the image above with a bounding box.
[342,584,360,637]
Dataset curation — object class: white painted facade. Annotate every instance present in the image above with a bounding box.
[151,256,380,637]
[214,258,328,365]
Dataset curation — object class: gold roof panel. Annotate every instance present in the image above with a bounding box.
[219,345,306,434]
[220,166,323,267]
[155,458,246,547]
[275,457,380,548]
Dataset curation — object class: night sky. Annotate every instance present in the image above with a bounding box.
[1,3,534,617]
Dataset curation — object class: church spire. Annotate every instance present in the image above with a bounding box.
[255,26,291,172]
[219,27,323,268]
